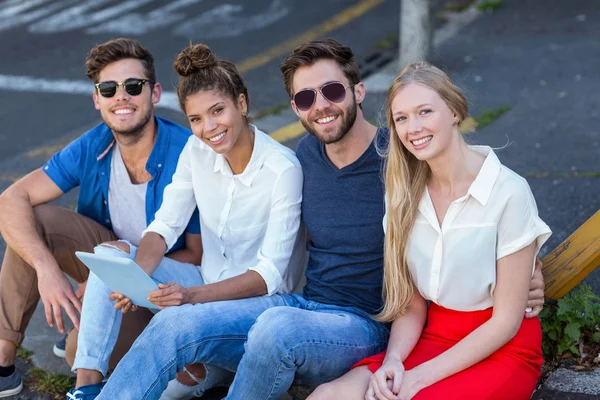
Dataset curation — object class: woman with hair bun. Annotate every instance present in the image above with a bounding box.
[91,43,306,400]
[309,62,551,400]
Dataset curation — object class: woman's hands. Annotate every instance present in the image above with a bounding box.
[365,359,425,400]
[148,282,190,309]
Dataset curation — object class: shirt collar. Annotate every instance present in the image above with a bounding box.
[145,117,168,173]
[466,146,501,206]
[417,145,501,218]
[96,116,166,173]
[213,125,267,187]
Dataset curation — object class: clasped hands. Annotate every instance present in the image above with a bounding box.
[365,358,423,400]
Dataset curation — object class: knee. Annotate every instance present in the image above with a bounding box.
[98,241,130,254]
[306,383,336,400]
[246,307,299,352]
[32,204,60,232]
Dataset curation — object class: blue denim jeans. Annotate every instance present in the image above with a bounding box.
[97,294,389,400]
[72,241,204,377]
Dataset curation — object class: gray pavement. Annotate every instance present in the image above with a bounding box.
[0,0,599,398]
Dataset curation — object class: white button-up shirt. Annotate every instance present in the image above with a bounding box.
[392,146,551,311]
[144,126,306,294]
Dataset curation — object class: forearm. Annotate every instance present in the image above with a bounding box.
[384,295,427,363]
[0,188,57,273]
[135,232,168,275]
[187,270,267,304]
[166,247,202,265]
[414,316,520,388]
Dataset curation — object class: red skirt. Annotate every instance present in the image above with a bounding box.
[353,303,543,400]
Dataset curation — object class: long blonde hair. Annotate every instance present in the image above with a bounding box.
[376,62,468,322]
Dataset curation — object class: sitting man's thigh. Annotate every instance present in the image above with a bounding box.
[247,306,388,386]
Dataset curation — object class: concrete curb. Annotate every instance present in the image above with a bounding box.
[363,5,483,92]
[543,368,600,395]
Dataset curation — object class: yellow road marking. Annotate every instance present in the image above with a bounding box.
[270,121,306,143]
[8,0,384,166]
[237,0,384,73]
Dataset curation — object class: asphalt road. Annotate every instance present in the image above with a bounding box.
[0,0,405,161]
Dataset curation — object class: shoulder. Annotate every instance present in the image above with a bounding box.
[68,122,113,157]
[296,133,319,157]
[156,117,193,149]
[257,129,301,175]
[492,163,536,209]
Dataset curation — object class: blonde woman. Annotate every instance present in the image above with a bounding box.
[309,62,551,400]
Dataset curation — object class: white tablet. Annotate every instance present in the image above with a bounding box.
[75,251,159,310]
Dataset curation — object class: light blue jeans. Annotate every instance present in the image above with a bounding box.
[96,294,389,400]
[72,241,205,377]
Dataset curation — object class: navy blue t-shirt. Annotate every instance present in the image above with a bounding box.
[296,128,388,315]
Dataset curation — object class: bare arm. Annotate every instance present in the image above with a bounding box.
[165,232,203,265]
[134,232,168,275]
[367,292,427,399]
[0,169,81,331]
[404,243,535,396]
[148,270,267,308]
[526,256,545,318]
[0,169,64,269]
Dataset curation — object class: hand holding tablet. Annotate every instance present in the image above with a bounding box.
[75,251,160,309]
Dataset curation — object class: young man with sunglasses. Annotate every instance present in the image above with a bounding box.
[0,38,202,398]
[95,39,546,400]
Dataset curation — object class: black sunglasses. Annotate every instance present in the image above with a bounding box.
[94,78,153,98]
[293,81,355,111]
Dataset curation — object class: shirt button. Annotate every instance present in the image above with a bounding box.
[106,219,110,224]
[158,163,162,168]
[103,200,107,205]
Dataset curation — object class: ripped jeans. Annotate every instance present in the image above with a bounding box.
[72,241,224,386]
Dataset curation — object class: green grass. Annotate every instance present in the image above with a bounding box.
[375,33,398,50]
[477,0,503,12]
[27,368,74,400]
[443,0,476,13]
[472,105,511,128]
[16,347,33,363]
[252,102,290,121]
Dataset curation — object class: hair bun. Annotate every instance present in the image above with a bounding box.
[174,43,218,77]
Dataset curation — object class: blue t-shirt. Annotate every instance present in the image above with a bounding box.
[297,128,388,315]
[43,116,200,253]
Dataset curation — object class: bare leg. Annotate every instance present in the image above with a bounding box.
[0,340,16,366]
[177,363,206,386]
[307,366,372,400]
[76,369,103,387]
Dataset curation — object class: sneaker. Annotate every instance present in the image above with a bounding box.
[53,332,68,358]
[0,369,23,398]
[66,383,104,400]
[159,378,205,400]
[159,366,233,400]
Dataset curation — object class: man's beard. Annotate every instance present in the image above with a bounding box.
[104,106,153,145]
[301,93,358,145]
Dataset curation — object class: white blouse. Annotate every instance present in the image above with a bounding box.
[144,126,306,295]
[390,146,551,311]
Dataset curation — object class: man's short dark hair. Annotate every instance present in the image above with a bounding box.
[85,38,156,83]
[280,38,361,97]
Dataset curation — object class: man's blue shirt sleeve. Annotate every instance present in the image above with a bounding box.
[42,136,86,193]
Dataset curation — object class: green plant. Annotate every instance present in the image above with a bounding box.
[477,0,503,12]
[16,347,33,363]
[27,368,74,400]
[540,284,600,361]
[252,102,290,120]
[472,105,511,128]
